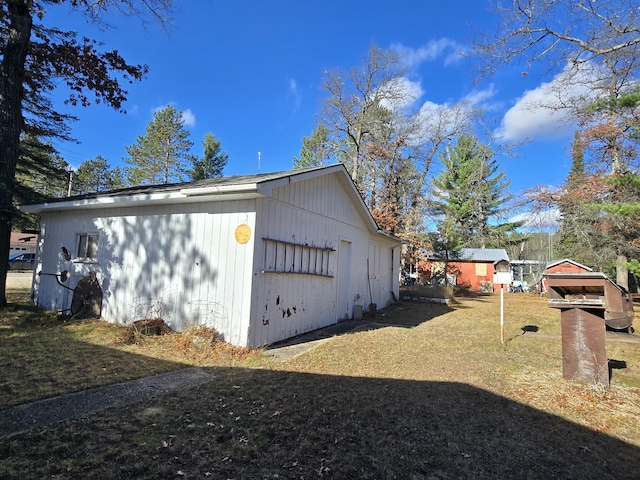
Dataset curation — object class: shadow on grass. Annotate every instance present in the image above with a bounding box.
[609,358,628,382]
[0,306,187,409]
[266,300,455,351]
[2,295,639,478]
[0,363,638,479]
[1,296,639,480]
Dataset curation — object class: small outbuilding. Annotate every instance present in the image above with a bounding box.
[456,248,510,292]
[23,165,401,347]
[537,258,593,293]
[423,248,510,292]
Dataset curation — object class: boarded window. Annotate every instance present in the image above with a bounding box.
[475,262,487,276]
[76,233,99,261]
[262,238,333,277]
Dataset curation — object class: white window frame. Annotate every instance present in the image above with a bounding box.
[75,232,100,263]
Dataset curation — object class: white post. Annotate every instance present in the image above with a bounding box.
[67,170,73,197]
[500,284,505,345]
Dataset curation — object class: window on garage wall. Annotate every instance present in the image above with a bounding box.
[76,232,99,261]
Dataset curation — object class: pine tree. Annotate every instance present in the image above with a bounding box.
[72,155,122,195]
[431,135,516,248]
[189,133,228,180]
[293,125,331,169]
[13,135,71,230]
[427,217,464,286]
[556,132,599,265]
[125,105,195,186]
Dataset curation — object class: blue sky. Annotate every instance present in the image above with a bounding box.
[46,0,579,201]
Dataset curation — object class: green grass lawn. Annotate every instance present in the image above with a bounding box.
[1,288,639,479]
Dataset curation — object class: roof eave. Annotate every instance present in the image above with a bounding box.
[21,183,261,213]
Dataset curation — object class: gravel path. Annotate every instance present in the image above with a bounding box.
[0,368,214,437]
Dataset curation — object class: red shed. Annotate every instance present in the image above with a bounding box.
[424,248,510,292]
[538,258,593,293]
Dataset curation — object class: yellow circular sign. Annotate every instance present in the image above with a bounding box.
[234,224,251,244]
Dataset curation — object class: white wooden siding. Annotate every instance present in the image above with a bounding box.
[247,173,398,347]
[270,173,365,229]
[34,200,256,346]
[31,168,400,348]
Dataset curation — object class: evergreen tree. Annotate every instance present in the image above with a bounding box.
[427,217,464,286]
[72,155,122,195]
[0,0,173,305]
[189,133,228,181]
[125,105,195,186]
[556,132,599,265]
[293,124,331,169]
[567,131,587,189]
[109,166,126,190]
[15,135,70,200]
[591,173,640,286]
[13,135,71,230]
[430,135,517,248]
[583,89,640,288]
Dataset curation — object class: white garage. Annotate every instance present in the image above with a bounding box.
[24,164,401,347]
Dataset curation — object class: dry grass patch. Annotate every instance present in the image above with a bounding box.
[275,292,640,448]
[1,288,639,479]
[0,291,260,409]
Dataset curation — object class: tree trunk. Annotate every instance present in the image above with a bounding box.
[0,1,33,305]
[616,254,629,291]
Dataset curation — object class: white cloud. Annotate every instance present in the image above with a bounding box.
[412,99,474,145]
[498,63,600,141]
[498,86,574,141]
[510,208,560,232]
[417,100,444,122]
[181,108,196,128]
[418,84,500,118]
[288,78,302,111]
[415,86,494,134]
[396,77,424,104]
[391,39,464,68]
[462,84,499,111]
[379,76,424,111]
[152,104,196,128]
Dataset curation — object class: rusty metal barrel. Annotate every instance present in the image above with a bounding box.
[544,272,634,388]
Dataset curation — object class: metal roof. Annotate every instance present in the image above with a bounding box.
[459,248,510,263]
[22,164,336,205]
[21,164,400,241]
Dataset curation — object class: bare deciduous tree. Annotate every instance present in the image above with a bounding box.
[318,45,480,240]
[473,0,640,289]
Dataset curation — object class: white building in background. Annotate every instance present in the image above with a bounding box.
[9,231,38,256]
